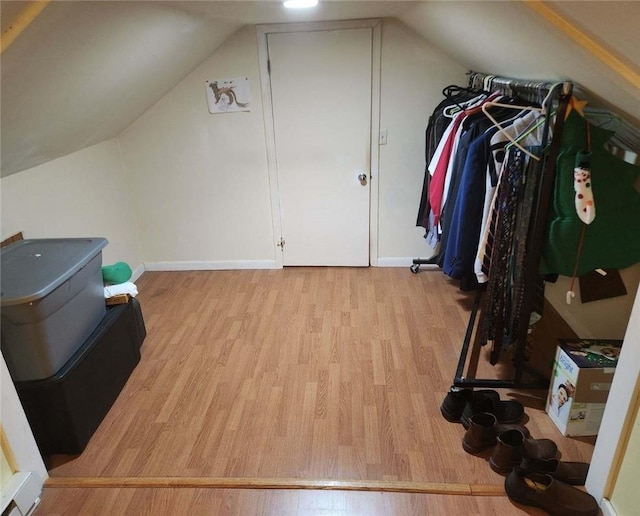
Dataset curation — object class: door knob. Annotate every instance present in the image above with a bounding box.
[358,173,367,186]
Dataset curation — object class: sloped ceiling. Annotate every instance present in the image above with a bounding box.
[1,0,639,178]
[400,1,640,119]
[0,1,242,177]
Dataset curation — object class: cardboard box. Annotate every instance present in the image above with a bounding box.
[545,339,622,436]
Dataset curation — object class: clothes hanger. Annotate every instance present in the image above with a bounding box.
[504,111,551,153]
[540,82,564,114]
[442,93,488,118]
[442,84,481,98]
[481,101,545,160]
[483,75,496,93]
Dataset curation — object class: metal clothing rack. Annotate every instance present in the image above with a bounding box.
[416,71,573,388]
[457,72,573,389]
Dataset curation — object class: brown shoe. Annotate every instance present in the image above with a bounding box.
[520,457,590,486]
[505,467,599,516]
[490,429,557,474]
[463,414,531,455]
[495,422,530,438]
[462,413,498,454]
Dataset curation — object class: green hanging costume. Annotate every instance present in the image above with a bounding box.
[540,111,640,276]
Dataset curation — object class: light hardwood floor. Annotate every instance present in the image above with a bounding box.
[38,268,595,514]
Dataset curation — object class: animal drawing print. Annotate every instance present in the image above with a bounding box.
[209,81,248,108]
[574,165,595,224]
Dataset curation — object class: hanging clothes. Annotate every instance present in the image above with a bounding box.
[415,85,551,359]
[428,93,501,231]
[416,87,483,229]
[438,104,526,273]
[441,127,496,282]
[475,110,547,283]
[477,148,542,363]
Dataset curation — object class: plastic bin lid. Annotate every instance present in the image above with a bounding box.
[1,238,108,306]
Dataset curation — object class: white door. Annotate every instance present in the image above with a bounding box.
[267,28,372,266]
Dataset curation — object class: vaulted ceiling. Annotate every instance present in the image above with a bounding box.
[1,0,638,177]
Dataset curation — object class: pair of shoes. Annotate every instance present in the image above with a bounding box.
[505,466,598,516]
[520,457,590,486]
[440,387,499,423]
[462,413,531,454]
[460,393,525,429]
[489,429,557,474]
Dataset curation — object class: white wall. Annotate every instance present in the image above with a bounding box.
[0,139,143,273]
[119,26,275,268]
[378,19,466,264]
[118,20,467,268]
[610,394,640,515]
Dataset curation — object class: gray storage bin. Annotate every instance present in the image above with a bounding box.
[1,238,108,381]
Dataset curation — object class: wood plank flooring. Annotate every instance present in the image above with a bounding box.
[39,268,595,513]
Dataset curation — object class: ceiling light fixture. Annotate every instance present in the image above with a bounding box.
[283,0,318,9]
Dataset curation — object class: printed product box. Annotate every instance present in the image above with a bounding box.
[546,339,622,436]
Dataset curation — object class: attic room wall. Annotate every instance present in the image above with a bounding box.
[377,19,466,263]
[118,20,467,267]
[118,25,275,268]
[544,266,640,340]
[0,139,143,273]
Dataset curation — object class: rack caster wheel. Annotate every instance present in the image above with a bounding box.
[410,264,420,274]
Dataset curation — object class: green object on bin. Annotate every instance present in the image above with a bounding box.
[102,262,132,285]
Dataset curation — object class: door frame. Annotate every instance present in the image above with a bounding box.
[256,19,382,268]
[585,285,640,510]
[1,355,47,514]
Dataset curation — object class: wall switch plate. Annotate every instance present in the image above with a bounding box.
[379,129,388,145]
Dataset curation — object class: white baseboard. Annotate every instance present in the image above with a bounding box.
[376,257,439,269]
[600,499,617,516]
[1,472,42,516]
[142,259,443,271]
[143,260,279,272]
[131,264,145,282]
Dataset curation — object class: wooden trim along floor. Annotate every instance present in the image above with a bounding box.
[41,477,517,514]
[37,486,536,515]
[44,476,505,496]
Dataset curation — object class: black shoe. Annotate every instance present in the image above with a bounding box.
[440,387,499,423]
[460,395,524,429]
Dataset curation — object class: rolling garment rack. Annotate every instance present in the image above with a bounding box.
[418,72,574,389]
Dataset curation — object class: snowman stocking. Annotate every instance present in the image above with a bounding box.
[574,150,595,225]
